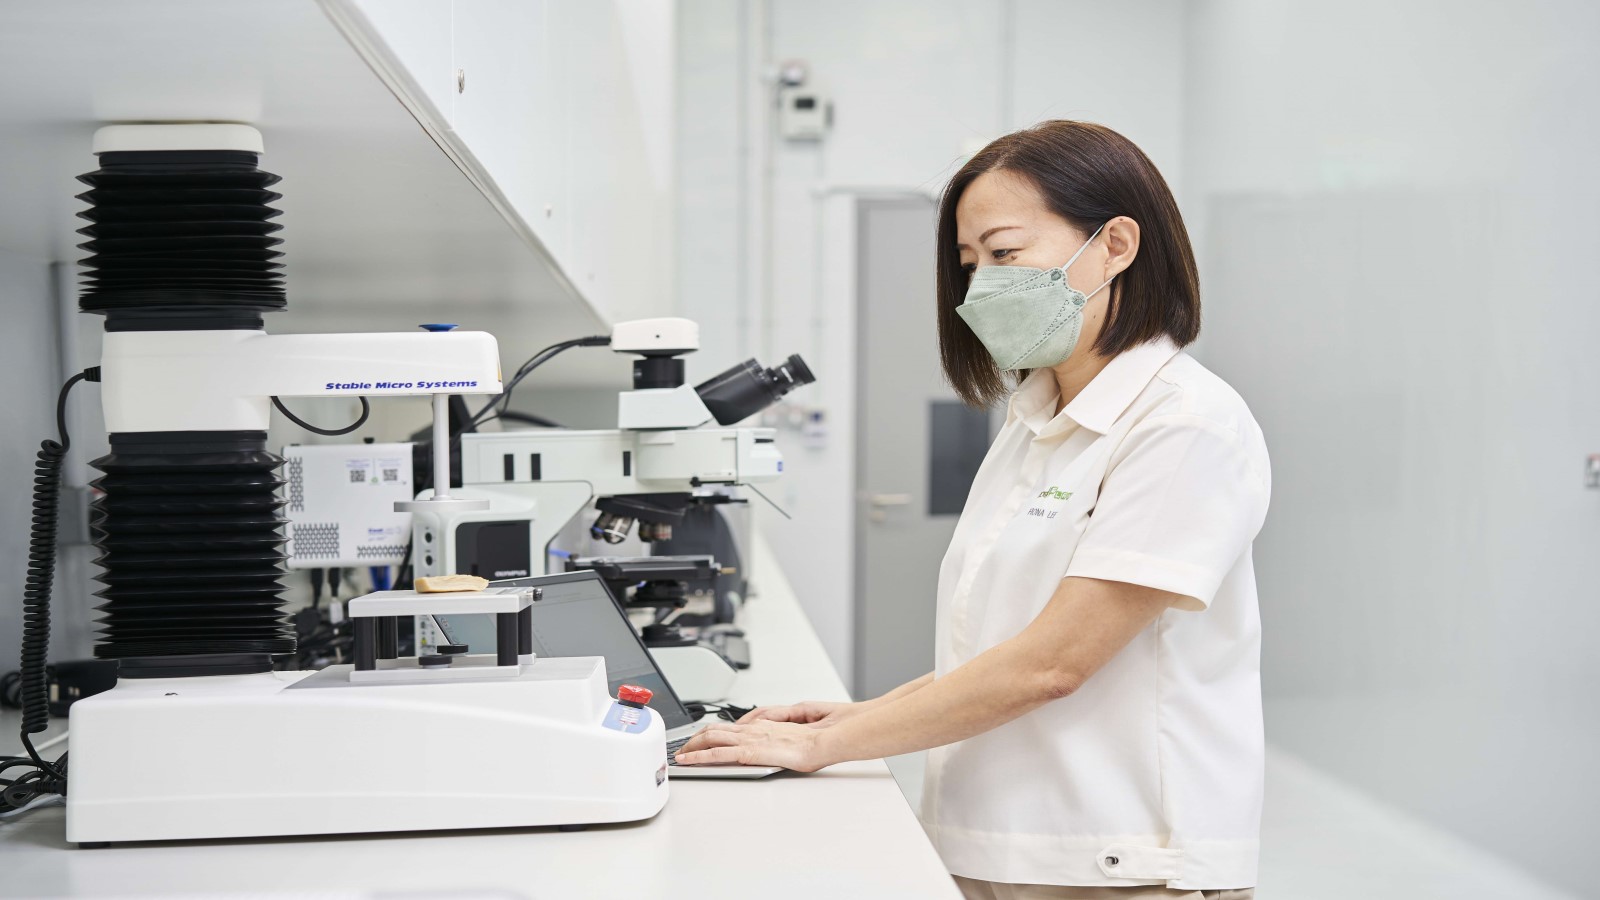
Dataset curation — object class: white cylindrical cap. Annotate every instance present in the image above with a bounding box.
[611,317,701,354]
[92,123,265,155]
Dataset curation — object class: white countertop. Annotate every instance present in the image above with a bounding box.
[0,538,960,899]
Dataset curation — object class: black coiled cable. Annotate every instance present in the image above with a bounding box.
[6,367,98,807]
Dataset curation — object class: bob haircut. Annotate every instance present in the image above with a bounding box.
[935,120,1200,406]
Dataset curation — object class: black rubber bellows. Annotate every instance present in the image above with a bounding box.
[89,433,294,670]
[77,149,286,324]
[77,147,296,676]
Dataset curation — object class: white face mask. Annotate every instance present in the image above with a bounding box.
[955,224,1114,370]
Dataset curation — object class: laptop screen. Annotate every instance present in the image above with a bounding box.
[430,570,696,732]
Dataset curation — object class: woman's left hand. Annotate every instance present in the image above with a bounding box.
[673,720,835,772]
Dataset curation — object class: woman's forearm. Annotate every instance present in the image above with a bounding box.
[863,671,934,708]
[817,577,1176,764]
[818,639,1055,763]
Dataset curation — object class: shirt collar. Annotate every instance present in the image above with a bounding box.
[1008,337,1183,437]
[1007,368,1061,435]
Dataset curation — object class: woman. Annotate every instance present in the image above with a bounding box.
[677,121,1269,900]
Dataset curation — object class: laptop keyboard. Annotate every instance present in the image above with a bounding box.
[667,735,690,766]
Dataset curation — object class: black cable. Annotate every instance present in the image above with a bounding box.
[682,701,755,723]
[469,336,609,430]
[272,395,371,436]
[494,410,566,429]
[8,367,98,807]
[395,539,414,588]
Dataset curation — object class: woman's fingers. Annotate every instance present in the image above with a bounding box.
[674,745,750,766]
[679,723,744,752]
[672,721,826,772]
[738,705,808,724]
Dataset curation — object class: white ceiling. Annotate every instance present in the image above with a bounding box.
[0,0,629,389]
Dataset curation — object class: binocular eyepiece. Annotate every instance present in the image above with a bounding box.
[696,354,816,426]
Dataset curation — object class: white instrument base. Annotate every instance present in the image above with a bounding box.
[66,657,667,844]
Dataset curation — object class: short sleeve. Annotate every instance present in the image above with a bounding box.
[1064,414,1270,611]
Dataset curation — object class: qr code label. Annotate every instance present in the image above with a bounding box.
[382,468,399,482]
[349,469,367,483]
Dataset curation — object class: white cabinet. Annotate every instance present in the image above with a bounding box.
[343,0,675,325]
[450,0,569,265]
[347,0,457,123]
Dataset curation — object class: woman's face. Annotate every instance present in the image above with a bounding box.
[953,168,1122,370]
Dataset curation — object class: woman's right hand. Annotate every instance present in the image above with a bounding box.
[737,700,862,729]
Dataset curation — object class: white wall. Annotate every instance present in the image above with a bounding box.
[1181,2,1600,894]
[674,0,1187,684]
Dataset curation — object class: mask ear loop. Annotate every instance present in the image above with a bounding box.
[1059,222,1109,296]
[1083,273,1117,303]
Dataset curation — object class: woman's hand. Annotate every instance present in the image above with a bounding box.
[736,700,861,728]
[673,720,837,772]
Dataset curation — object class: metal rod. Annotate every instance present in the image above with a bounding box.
[518,605,533,657]
[431,393,451,500]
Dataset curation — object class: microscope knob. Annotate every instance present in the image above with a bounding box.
[436,643,469,655]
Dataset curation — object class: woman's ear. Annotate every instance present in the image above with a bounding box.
[1102,215,1141,280]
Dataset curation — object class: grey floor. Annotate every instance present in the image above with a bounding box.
[884,748,1579,899]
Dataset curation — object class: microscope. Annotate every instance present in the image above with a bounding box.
[409,317,815,701]
[47,125,668,846]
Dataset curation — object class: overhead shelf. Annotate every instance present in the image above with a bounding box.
[0,0,642,388]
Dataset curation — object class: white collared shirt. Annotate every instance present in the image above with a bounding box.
[920,337,1271,890]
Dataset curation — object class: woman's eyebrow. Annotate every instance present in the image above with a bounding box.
[956,225,1025,249]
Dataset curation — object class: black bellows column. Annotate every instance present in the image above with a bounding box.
[78,145,295,677]
[90,433,294,675]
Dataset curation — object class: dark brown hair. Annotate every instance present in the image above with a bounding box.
[935,120,1200,406]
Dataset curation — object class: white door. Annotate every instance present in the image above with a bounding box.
[853,197,993,699]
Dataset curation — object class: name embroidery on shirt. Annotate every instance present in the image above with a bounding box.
[1026,486,1073,519]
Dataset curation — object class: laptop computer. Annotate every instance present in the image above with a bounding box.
[430,570,783,779]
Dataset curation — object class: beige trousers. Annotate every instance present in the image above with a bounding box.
[953,875,1255,900]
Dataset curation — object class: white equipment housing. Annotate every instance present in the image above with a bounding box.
[283,442,415,568]
[66,658,668,843]
[618,384,716,431]
[100,329,503,432]
[68,584,669,843]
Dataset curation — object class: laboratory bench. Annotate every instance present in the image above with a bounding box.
[0,538,960,899]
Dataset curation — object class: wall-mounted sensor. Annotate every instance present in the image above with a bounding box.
[779,85,831,141]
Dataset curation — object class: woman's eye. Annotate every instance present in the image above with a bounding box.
[961,262,977,275]
[992,249,1017,261]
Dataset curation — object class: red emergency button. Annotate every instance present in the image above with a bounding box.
[618,684,653,708]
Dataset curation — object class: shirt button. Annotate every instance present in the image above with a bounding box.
[1105,856,1119,866]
